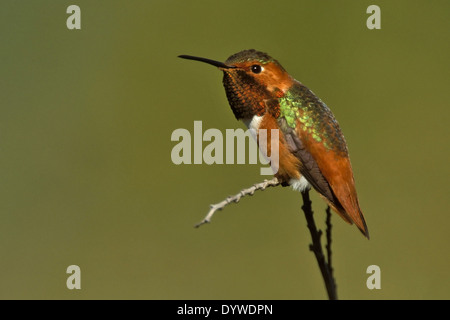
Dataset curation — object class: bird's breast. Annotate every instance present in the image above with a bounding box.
[243,113,302,183]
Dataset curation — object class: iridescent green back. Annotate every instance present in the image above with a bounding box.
[278,83,348,156]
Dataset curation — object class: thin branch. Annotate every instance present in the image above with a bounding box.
[325,206,334,282]
[195,178,338,300]
[194,177,280,228]
[301,190,337,300]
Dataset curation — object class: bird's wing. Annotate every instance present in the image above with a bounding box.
[277,83,369,237]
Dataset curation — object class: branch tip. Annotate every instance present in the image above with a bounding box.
[194,177,280,228]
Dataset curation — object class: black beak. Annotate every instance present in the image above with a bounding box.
[178,55,235,69]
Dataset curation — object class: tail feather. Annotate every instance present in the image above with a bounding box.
[319,189,369,239]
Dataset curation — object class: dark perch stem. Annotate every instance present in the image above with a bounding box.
[301,190,337,300]
[325,206,334,282]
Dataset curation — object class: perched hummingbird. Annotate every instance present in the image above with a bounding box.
[179,49,369,238]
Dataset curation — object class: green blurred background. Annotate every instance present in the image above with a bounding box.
[0,0,449,299]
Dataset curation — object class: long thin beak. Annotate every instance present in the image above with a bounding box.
[178,55,235,69]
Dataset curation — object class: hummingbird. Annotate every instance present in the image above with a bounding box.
[178,49,369,238]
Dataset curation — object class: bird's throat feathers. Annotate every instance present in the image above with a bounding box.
[222,60,294,121]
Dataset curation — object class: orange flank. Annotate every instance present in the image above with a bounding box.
[296,124,369,238]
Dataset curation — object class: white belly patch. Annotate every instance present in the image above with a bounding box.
[243,115,264,131]
[289,176,311,192]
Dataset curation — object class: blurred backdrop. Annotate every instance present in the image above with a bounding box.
[0,0,449,299]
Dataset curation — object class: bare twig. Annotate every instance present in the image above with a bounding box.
[195,177,338,300]
[325,206,334,282]
[194,177,280,228]
[301,190,337,300]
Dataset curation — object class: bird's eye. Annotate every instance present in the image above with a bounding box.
[251,65,262,74]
